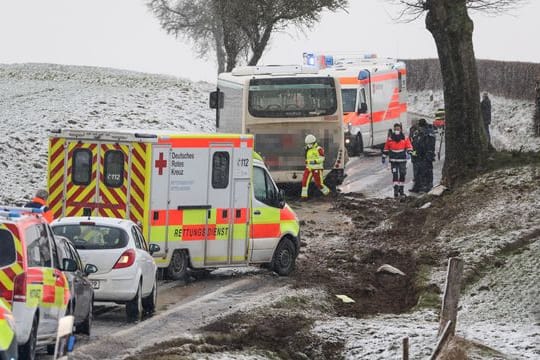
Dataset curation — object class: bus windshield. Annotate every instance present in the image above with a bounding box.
[341,88,357,113]
[248,77,337,118]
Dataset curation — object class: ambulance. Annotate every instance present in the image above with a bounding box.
[303,53,408,156]
[47,129,300,280]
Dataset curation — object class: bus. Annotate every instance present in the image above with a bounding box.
[209,65,346,189]
[304,53,408,156]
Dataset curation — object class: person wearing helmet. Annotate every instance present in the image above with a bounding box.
[382,123,413,198]
[301,134,330,199]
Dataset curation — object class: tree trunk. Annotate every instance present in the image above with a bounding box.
[211,0,225,74]
[425,0,488,187]
[247,24,274,66]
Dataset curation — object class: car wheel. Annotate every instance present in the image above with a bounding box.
[272,238,296,276]
[142,276,157,315]
[126,282,143,322]
[19,315,38,360]
[77,298,93,335]
[167,250,188,280]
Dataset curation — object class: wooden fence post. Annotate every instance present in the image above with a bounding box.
[438,258,464,336]
[402,337,409,360]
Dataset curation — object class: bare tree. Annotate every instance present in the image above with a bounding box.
[394,0,524,187]
[148,0,348,73]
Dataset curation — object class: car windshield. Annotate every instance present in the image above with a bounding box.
[52,224,128,250]
[0,229,16,267]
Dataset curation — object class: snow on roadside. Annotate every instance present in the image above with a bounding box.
[408,90,540,152]
[0,63,215,205]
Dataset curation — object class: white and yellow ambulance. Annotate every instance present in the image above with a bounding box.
[48,129,300,279]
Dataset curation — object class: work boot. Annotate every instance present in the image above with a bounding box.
[399,186,405,197]
[393,185,399,198]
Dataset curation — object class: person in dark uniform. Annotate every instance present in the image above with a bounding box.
[408,119,421,192]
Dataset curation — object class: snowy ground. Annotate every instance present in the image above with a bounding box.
[0,63,215,204]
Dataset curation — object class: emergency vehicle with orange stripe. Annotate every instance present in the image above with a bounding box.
[0,206,70,359]
[47,130,300,280]
[304,53,408,156]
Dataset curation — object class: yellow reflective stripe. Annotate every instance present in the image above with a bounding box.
[0,271,13,291]
[183,210,207,225]
[142,143,153,241]
[191,256,246,262]
[207,209,217,224]
[0,319,14,350]
[150,227,166,242]
[252,207,280,223]
[280,220,300,236]
[233,224,248,240]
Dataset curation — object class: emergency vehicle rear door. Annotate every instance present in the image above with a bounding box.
[63,140,131,218]
[229,142,251,264]
[205,146,234,265]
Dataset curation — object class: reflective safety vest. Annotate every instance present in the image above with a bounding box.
[0,306,15,351]
[305,144,325,170]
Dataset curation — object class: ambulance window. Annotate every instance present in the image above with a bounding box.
[73,149,92,186]
[104,150,124,188]
[0,229,16,267]
[253,167,278,207]
[212,152,230,189]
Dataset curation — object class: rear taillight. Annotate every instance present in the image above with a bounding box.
[13,273,27,302]
[113,249,136,269]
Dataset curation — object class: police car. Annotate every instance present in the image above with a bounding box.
[0,206,71,360]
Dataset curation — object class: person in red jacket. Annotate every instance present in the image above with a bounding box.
[382,123,413,198]
[24,189,54,223]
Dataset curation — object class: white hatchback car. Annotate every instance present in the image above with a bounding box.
[51,217,159,321]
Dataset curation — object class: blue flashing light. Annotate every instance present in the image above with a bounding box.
[358,70,370,80]
[324,55,334,66]
[8,211,21,218]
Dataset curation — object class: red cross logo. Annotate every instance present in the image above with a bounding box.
[155,152,167,175]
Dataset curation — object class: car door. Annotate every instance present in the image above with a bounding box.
[66,241,92,322]
[131,226,152,295]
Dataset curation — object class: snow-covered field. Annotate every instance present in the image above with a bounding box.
[0,63,215,204]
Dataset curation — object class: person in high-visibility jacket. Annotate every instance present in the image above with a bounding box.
[382,123,413,198]
[25,188,54,223]
[301,134,330,199]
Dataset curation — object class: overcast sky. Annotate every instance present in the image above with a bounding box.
[0,0,538,83]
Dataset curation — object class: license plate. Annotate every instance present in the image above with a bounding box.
[90,280,100,289]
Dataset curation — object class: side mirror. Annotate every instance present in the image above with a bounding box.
[62,258,78,272]
[84,264,98,276]
[209,91,224,109]
[357,102,368,114]
[149,243,161,255]
[277,189,286,209]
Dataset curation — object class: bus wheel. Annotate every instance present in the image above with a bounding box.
[272,238,296,276]
[167,250,188,280]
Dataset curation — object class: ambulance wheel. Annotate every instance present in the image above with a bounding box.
[167,250,188,280]
[19,315,38,360]
[126,281,143,322]
[272,238,296,276]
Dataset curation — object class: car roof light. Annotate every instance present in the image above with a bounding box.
[358,70,370,80]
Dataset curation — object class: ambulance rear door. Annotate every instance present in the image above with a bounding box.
[63,140,131,218]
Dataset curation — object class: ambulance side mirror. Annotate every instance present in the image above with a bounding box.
[277,189,286,209]
[357,102,368,114]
